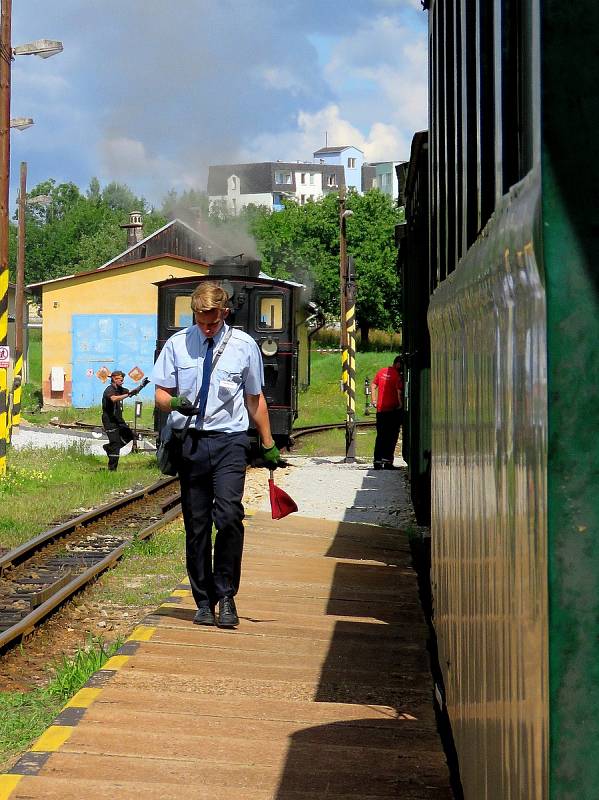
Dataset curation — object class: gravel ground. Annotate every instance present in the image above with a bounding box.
[10,425,156,455]
[259,453,413,528]
[10,426,413,529]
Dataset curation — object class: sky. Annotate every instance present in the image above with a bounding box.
[10,0,428,209]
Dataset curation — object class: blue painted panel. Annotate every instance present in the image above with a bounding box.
[72,314,156,408]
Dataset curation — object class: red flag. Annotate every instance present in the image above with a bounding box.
[268,470,298,520]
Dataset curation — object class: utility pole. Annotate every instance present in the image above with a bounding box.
[0,0,12,476]
[339,189,356,462]
[344,256,357,462]
[12,160,25,429]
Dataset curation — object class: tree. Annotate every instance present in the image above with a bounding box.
[9,177,166,284]
[244,190,402,338]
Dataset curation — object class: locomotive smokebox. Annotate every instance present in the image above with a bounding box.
[210,255,261,279]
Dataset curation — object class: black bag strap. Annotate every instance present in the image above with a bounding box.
[180,327,233,435]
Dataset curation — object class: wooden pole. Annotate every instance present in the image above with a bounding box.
[0,0,12,475]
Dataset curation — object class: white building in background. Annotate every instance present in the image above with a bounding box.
[370,161,408,203]
[207,161,346,215]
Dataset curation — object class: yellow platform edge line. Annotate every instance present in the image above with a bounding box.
[128,625,157,641]
[170,589,191,598]
[64,687,102,708]
[102,654,130,670]
[30,725,74,753]
[0,775,22,800]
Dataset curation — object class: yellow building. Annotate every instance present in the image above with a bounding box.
[28,219,209,407]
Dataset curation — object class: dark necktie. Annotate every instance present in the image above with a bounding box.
[198,337,214,419]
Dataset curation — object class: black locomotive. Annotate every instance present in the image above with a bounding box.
[154,256,322,446]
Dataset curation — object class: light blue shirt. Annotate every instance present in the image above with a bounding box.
[151,322,264,433]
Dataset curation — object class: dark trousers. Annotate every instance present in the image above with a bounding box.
[179,431,250,609]
[373,409,403,464]
[103,423,134,469]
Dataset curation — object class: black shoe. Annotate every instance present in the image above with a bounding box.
[373,461,383,470]
[217,597,239,628]
[193,605,215,626]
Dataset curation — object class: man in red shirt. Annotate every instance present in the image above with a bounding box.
[371,355,403,470]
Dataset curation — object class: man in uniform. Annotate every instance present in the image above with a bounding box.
[151,282,280,629]
[371,355,404,470]
[101,371,146,471]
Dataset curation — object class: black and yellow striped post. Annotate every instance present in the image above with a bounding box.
[344,256,357,462]
[0,0,12,477]
[11,161,26,430]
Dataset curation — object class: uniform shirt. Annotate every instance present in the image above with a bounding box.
[102,384,130,426]
[372,366,403,413]
[151,322,264,433]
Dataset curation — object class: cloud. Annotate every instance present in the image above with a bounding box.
[9,1,429,205]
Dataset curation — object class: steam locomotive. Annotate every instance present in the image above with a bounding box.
[153,256,323,446]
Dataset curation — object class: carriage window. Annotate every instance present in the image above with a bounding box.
[257,296,283,330]
[171,294,193,328]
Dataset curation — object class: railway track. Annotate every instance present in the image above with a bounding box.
[291,420,376,440]
[0,477,180,652]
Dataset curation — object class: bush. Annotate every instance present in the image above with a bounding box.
[312,326,402,353]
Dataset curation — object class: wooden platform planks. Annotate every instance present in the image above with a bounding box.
[1,512,452,799]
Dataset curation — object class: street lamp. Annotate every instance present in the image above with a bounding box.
[0,0,63,474]
[10,117,33,131]
[12,39,63,59]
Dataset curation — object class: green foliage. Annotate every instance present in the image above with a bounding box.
[0,637,121,769]
[242,189,402,334]
[10,177,166,284]
[313,326,402,352]
[45,637,122,701]
[297,349,393,426]
[0,445,160,550]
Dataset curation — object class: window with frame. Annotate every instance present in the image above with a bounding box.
[170,294,193,328]
[309,173,315,185]
[300,173,306,184]
[347,157,356,169]
[257,296,284,330]
[327,174,336,187]
[275,171,292,184]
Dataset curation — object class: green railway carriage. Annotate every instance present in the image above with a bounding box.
[401,2,599,797]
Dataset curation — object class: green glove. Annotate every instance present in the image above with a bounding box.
[170,396,199,416]
[261,442,280,468]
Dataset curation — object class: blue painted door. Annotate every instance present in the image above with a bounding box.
[72,314,156,407]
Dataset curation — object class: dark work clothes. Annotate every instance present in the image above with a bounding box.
[101,383,134,468]
[102,384,130,426]
[179,431,251,608]
[373,409,403,465]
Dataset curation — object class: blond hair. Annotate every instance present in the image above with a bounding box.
[191,282,229,313]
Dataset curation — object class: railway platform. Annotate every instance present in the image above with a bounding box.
[0,504,452,799]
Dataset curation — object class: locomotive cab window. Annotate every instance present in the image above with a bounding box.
[257,296,283,331]
[170,293,193,328]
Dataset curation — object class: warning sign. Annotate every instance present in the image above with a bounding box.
[0,345,10,369]
[128,366,144,382]
[96,366,110,382]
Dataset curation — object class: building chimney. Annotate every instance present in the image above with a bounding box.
[120,211,144,248]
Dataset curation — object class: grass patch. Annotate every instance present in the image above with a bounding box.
[293,428,376,458]
[0,636,121,771]
[98,523,187,607]
[0,444,161,551]
[297,350,391,427]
